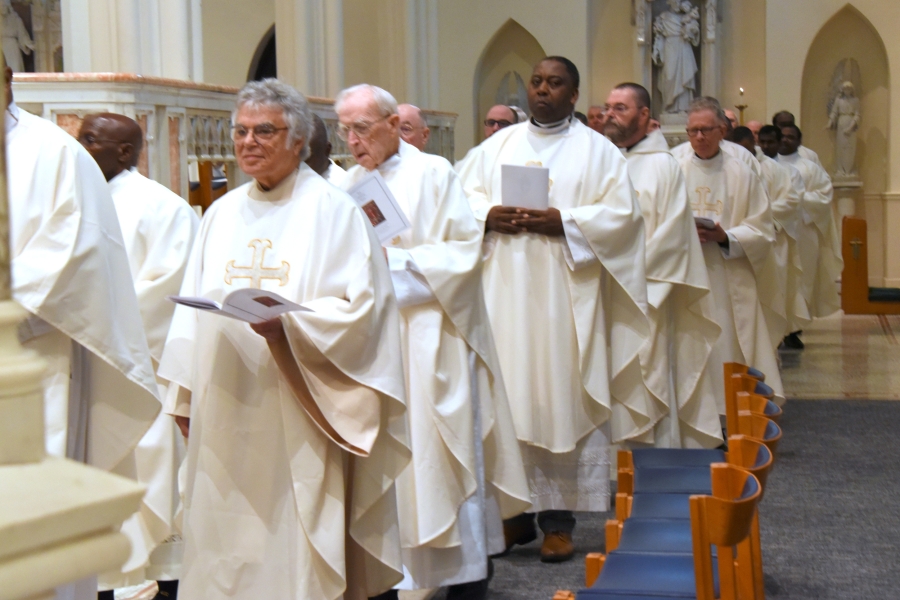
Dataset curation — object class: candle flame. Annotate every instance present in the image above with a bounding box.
[739,87,744,95]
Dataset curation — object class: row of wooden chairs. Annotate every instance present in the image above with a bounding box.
[554,363,782,600]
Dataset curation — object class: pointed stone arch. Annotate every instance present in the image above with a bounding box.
[473,19,546,142]
[247,25,277,82]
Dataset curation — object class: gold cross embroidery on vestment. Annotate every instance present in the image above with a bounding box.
[692,186,723,215]
[225,239,290,288]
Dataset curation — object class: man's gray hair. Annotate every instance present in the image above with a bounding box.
[334,84,399,117]
[233,78,314,160]
[688,96,727,125]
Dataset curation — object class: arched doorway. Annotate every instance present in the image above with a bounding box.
[473,19,546,143]
[247,25,277,82]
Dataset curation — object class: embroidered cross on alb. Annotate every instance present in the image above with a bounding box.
[225,239,290,288]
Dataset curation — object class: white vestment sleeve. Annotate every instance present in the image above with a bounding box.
[386,247,436,308]
[722,231,746,259]
[561,211,599,271]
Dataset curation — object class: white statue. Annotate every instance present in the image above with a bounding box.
[652,0,700,114]
[826,81,861,179]
[1,0,35,72]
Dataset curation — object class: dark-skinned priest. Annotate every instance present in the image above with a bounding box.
[602,82,722,450]
[157,79,410,600]
[456,56,649,563]
[336,83,529,599]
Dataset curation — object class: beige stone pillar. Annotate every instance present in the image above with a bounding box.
[274,0,344,97]
[61,0,202,80]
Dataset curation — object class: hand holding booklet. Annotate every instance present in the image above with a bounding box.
[346,170,411,245]
[501,164,550,210]
[694,216,717,230]
[168,288,312,324]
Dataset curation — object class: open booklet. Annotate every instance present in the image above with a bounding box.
[168,288,312,324]
[346,170,411,245]
[501,164,550,210]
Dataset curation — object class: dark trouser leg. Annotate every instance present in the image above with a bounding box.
[537,510,576,535]
[155,580,179,599]
[98,593,114,600]
[368,590,398,600]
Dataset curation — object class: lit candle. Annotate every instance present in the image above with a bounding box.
[739,87,745,96]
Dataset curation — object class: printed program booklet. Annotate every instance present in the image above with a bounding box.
[501,164,550,210]
[168,288,311,324]
[346,170,411,244]
[694,216,717,230]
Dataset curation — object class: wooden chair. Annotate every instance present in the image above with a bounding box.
[723,361,765,382]
[841,216,900,315]
[580,464,762,600]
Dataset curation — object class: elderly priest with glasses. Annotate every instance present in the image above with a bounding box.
[157,78,410,600]
[336,83,530,599]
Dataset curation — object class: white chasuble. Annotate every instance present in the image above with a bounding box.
[343,141,529,588]
[6,105,163,595]
[157,165,410,600]
[672,139,762,178]
[622,131,722,449]
[457,119,649,512]
[678,151,784,408]
[778,152,842,319]
[757,155,805,339]
[107,168,200,584]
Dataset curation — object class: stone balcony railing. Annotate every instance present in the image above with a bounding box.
[11,73,457,205]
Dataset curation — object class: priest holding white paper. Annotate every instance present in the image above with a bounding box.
[157,79,410,600]
[457,56,649,563]
[4,65,162,600]
[602,82,722,449]
[336,83,530,598]
[677,97,784,407]
[77,111,200,593]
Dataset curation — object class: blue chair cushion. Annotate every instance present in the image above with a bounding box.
[746,366,765,380]
[633,466,712,495]
[754,381,774,397]
[583,551,718,598]
[615,518,693,554]
[631,448,725,469]
[629,493,692,520]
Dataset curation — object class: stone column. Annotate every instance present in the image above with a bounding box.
[404,0,438,107]
[61,0,202,80]
[274,0,344,97]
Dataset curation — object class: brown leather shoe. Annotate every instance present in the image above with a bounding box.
[540,531,574,563]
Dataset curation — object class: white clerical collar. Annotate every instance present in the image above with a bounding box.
[108,167,137,192]
[528,115,572,135]
[5,101,20,134]
[692,150,724,166]
[778,151,800,163]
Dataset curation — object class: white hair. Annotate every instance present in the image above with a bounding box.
[233,78,314,160]
[334,84,399,118]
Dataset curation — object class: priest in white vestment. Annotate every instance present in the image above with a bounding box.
[157,79,410,600]
[4,68,162,600]
[778,124,842,325]
[397,103,430,151]
[336,84,530,597]
[773,110,824,168]
[603,83,721,449]
[78,112,200,592]
[457,57,649,563]
[743,125,809,344]
[677,98,784,407]
[305,113,346,186]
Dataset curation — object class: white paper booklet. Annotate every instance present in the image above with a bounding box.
[501,164,550,210]
[168,288,311,324]
[347,170,411,244]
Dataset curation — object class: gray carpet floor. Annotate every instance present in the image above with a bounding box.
[459,399,900,599]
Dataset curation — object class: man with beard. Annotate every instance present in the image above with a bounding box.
[602,82,721,450]
[457,57,648,563]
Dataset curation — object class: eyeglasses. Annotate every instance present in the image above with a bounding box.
[231,124,289,143]
[604,104,633,115]
[337,115,389,141]
[686,126,719,138]
[484,119,514,129]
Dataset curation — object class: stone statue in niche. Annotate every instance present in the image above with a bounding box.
[826,81,861,180]
[1,0,34,72]
[652,0,699,114]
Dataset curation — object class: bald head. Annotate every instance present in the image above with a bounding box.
[305,114,332,176]
[397,103,430,150]
[77,113,144,181]
[746,120,763,144]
